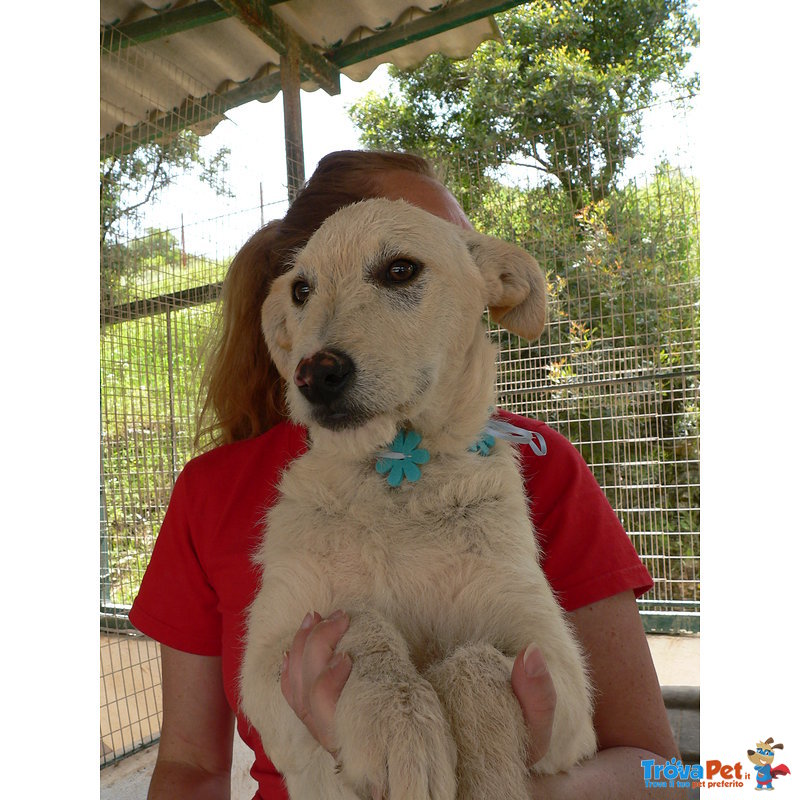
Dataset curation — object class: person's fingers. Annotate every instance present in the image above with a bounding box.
[510,643,558,767]
[280,610,351,750]
[300,610,350,717]
[307,650,353,753]
[281,610,321,716]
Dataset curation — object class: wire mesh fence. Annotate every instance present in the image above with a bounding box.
[100,98,698,765]
[100,207,263,763]
[463,135,700,625]
[101,17,239,161]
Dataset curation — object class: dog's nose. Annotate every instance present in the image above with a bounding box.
[294,349,355,406]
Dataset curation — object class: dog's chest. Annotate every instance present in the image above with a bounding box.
[264,447,539,593]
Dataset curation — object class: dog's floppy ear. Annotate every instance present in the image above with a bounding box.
[462,230,547,341]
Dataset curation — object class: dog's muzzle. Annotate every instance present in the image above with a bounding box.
[294,348,356,412]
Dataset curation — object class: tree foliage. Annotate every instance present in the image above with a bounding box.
[101,131,230,243]
[349,0,698,203]
[476,163,699,597]
[100,132,231,304]
[102,302,216,606]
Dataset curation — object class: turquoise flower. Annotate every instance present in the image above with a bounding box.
[376,430,430,486]
[468,432,495,457]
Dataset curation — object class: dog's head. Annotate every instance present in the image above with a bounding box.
[261,199,546,453]
[747,739,784,766]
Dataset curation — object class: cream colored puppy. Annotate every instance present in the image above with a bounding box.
[240,199,596,799]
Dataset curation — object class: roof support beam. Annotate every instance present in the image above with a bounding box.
[100,0,525,158]
[281,40,305,201]
[216,0,341,96]
[101,0,232,53]
[101,282,223,326]
[327,0,528,68]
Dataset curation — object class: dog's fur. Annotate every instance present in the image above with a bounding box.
[240,199,596,799]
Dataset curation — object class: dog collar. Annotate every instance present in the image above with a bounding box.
[375,413,547,487]
[375,429,430,487]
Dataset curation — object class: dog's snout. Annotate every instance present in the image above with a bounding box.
[294,349,355,406]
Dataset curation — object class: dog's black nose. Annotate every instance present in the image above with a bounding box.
[294,349,355,406]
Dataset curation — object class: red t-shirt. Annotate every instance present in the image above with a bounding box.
[129,411,652,798]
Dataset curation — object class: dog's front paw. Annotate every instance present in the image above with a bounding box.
[335,674,457,800]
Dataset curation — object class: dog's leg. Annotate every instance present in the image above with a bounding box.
[239,630,337,785]
[333,607,458,800]
[510,607,597,776]
[425,643,531,800]
[449,567,597,776]
[283,748,364,800]
[522,634,597,777]
[438,568,596,789]
[240,566,362,799]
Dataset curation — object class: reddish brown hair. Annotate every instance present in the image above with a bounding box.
[196,150,437,449]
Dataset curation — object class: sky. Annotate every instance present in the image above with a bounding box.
[145,64,699,257]
[144,66,395,246]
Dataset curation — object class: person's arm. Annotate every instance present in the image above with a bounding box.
[523,590,685,798]
[147,645,235,800]
[285,591,686,798]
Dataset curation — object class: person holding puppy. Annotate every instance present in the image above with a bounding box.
[130,150,684,799]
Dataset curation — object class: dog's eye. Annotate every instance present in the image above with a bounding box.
[385,260,419,284]
[291,279,311,306]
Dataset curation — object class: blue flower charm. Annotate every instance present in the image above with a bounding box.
[376,430,431,487]
[467,432,496,457]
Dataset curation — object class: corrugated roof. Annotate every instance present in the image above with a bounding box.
[100,1,520,158]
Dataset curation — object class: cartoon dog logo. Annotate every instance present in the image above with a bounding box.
[747,738,791,790]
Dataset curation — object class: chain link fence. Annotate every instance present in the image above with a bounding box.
[100,99,698,765]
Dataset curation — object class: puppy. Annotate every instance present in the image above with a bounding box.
[240,199,596,799]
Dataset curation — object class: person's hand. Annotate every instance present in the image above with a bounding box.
[280,610,352,755]
[281,611,386,799]
[282,615,558,776]
[510,643,558,768]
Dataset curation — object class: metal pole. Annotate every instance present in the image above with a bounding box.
[166,306,178,482]
[100,414,112,608]
[281,38,305,202]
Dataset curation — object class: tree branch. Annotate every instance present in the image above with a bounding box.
[111,149,171,233]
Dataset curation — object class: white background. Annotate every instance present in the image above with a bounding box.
[2,1,798,794]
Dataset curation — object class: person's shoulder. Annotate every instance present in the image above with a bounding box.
[181,420,307,486]
[495,408,581,465]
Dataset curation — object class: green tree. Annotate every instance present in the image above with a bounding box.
[478,164,700,600]
[101,131,231,304]
[101,130,230,244]
[349,0,698,205]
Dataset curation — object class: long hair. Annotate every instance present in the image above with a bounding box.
[196,150,437,449]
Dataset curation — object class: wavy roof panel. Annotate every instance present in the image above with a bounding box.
[100,1,519,157]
